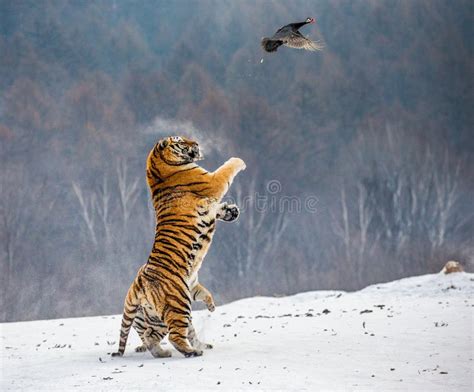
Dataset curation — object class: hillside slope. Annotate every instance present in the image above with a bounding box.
[1,272,473,391]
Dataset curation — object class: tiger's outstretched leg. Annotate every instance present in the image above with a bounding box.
[111,284,140,357]
[208,158,246,201]
[164,308,202,357]
[191,282,215,312]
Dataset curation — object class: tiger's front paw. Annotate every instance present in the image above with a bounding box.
[222,204,239,222]
[205,295,216,312]
[229,157,246,171]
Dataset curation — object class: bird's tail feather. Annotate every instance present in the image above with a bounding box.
[261,38,282,53]
[308,40,325,51]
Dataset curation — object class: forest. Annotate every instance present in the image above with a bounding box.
[0,0,472,322]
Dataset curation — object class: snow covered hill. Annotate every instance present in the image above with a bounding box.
[1,272,473,391]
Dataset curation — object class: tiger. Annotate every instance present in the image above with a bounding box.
[111,135,246,358]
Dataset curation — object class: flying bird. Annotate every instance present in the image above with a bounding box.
[261,17,324,53]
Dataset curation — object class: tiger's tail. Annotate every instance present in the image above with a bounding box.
[111,291,139,357]
[261,37,283,53]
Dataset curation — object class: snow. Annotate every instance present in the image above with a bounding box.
[1,272,473,391]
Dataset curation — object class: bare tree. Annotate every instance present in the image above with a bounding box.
[331,182,377,286]
[72,182,98,246]
[330,122,469,284]
[96,176,112,245]
[431,152,461,250]
[331,185,350,266]
[72,160,141,249]
[0,166,55,318]
[117,159,139,228]
[229,179,289,289]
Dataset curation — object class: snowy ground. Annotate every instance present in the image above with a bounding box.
[1,272,473,391]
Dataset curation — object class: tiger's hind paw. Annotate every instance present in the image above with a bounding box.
[184,349,203,358]
[149,346,172,358]
[192,340,213,350]
[111,351,123,357]
[135,345,147,353]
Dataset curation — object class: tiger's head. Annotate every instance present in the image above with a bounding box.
[147,136,203,185]
[155,136,203,166]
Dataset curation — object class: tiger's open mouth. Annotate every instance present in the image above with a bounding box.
[188,146,203,161]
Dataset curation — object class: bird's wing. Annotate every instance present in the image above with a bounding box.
[283,32,324,51]
[272,26,292,39]
[275,24,292,34]
[276,22,306,33]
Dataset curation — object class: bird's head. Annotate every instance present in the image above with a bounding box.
[305,17,316,24]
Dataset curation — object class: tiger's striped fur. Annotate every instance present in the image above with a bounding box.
[132,202,240,354]
[112,136,246,358]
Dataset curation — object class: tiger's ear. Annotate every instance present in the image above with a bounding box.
[158,139,169,150]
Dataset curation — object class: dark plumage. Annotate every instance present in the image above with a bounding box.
[261,17,324,53]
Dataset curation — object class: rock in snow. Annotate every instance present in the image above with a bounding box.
[441,260,464,274]
[1,272,473,391]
